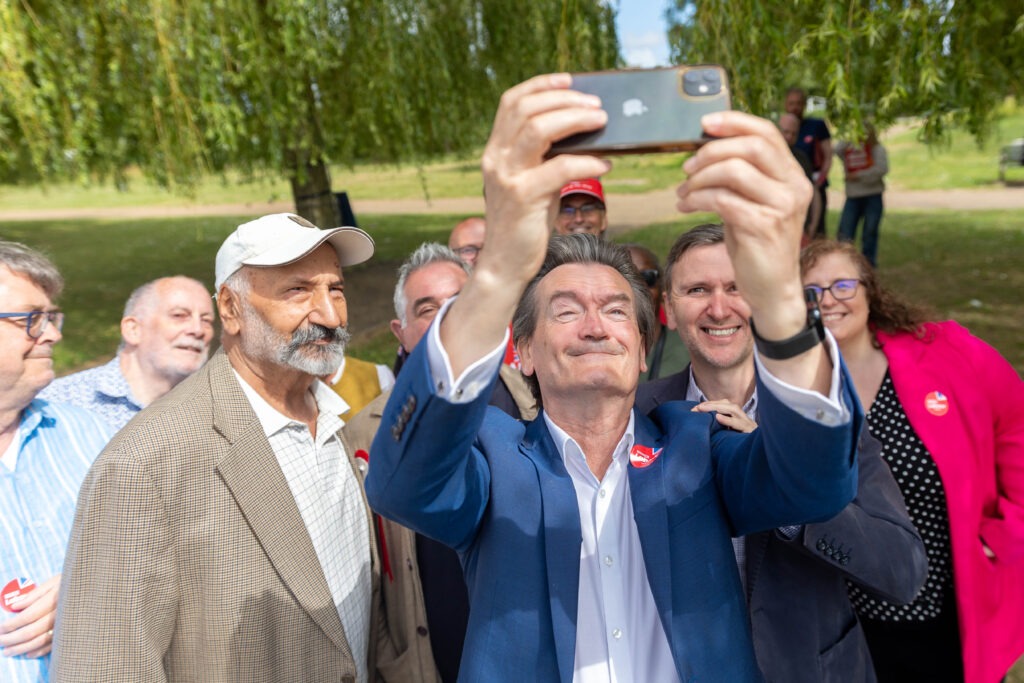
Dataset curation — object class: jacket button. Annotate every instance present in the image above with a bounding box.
[416,626,429,637]
[816,539,827,551]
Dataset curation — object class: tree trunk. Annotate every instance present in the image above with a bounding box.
[288,150,340,229]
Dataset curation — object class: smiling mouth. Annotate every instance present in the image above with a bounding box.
[703,326,741,337]
[821,313,844,322]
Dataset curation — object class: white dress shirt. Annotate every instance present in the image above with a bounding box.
[234,372,371,683]
[424,300,849,681]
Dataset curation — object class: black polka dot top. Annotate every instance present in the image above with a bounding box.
[849,371,954,622]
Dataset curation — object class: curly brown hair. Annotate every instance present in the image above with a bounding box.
[799,240,934,344]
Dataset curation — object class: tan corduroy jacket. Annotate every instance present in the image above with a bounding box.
[53,350,385,683]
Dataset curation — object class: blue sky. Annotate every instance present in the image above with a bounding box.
[614,0,673,67]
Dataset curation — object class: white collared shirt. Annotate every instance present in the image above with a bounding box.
[546,414,681,683]
[234,372,371,683]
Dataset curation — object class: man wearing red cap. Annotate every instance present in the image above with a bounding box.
[554,178,608,239]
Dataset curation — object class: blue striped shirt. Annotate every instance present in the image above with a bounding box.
[0,400,113,683]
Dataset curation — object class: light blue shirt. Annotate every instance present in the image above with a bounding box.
[0,400,114,683]
[39,357,141,430]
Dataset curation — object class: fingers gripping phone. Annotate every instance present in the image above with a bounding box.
[548,64,731,156]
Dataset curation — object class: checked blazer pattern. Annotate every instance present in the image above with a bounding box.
[53,350,384,683]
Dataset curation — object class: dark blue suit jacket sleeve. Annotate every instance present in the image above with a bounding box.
[365,336,502,554]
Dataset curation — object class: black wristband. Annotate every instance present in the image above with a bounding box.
[750,294,826,360]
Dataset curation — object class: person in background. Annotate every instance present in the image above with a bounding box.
[785,87,832,238]
[637,225,926,683]
[553,178,608,238]
[347,242,535,683]
[622,243,688,381]
[835,124,889,267]
[801,239,1024,683]
[40,276,214,429]
[0,242,113,683]
[779,112,823,242]
[448,217,486,267]
[325,353,395,420]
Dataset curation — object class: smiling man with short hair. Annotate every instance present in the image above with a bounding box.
[0,241,113,683]
[41,276,214,429]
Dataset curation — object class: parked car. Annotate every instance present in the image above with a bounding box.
[999,138,1024,183]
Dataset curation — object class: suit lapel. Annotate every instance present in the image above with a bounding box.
[208,352,350,654]
[627,410,673,638]
[521,416,581,683]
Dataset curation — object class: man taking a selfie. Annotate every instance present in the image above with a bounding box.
[366,73,862,682]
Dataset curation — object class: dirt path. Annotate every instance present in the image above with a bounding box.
[1,186,1022,235]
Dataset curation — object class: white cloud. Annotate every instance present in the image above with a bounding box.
[621,30,669,67]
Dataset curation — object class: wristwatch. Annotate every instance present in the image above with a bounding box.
[750,290,826,360]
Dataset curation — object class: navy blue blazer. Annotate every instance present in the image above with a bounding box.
[637,369,928,683]
[366,342,862,683]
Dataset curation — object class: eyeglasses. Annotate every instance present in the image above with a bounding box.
[453,245,482,259]
[639,269,660,287]
[0,311,65,338]
[804,279,862,302]
[556,202,605,222]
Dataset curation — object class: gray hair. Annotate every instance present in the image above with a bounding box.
[511,234,656,404]
[393,243,469,324]
[664,223,724,292]
[0,241,63,299]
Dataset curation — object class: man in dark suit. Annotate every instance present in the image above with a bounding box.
[636,223,927,682]
[366,74,864,682]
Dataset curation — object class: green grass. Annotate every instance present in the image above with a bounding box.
[6,209,1019,377]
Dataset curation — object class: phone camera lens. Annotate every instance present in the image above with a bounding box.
[683,69,721,97]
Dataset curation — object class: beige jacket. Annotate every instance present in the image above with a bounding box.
[346,389,443,683]
[54,350,384,683]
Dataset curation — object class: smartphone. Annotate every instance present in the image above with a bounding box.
[548,64,731,156]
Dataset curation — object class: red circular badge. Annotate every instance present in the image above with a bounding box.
[924,391,949,417]
[629,445,663,469]
[2,577,36,613]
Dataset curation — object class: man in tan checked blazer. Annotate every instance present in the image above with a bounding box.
[53,214,391,683]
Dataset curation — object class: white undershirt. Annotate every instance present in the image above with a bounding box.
[546,413,681,683]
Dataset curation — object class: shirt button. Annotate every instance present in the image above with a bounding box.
[612,628,622,640]
[599,488,607,498]
[815,409,825,421]
[603,555,614,567]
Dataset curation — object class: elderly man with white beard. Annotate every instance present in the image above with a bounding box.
[54,214,388,683]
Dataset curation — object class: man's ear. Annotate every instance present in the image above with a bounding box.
[121,317,142,346]
[389,319,405,350]
[518,338,535,377]
[663,290,679,331]
[217,286,243,336]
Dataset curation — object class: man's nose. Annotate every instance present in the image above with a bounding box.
[310,288,345,329]
[579,309,608,339]
[706,290,729,319]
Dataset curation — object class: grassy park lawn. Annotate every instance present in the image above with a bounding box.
[3,209,1021,376]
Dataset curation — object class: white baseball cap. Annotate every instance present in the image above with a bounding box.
[215,213,374,289]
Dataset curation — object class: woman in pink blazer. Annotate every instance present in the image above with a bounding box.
[801,240,1024,683]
